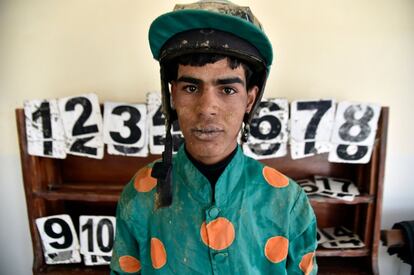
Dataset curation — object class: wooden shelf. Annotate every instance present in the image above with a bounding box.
[35,265,109,275]
[309,194,374,204]
[33,182,123,202]
[34,182,375,204]
[316,247,370,257]
[317,257,373,275]
[15,107,389,275]
[34,189,121,202]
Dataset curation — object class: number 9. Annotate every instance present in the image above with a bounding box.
[43,217,74,250]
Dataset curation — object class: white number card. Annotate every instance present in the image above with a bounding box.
[329,102,380,163]
[243,98,289,159]
[107,144,149,157]
[147,92,165,155]
[319,226,365,249]
[58,94,104,159]
[35,214,81,264]
[79,216,116,257]
[290,99,335,159]
[316,227,329,244]
[103,102,148,157]
[24,99,66,159]
[147,92,184,154]
[83,254,112,266]
[103,102,147,148]
[23,94,382,162]
[297,179,319,195]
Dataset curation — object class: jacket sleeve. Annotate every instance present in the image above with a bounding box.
[286,187,318,275]
[110,185,142,275]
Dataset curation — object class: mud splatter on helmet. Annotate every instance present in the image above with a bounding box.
[148,0,273,208]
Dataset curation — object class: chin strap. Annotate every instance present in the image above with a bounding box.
[151,65,174,209]
[151,121,173,209]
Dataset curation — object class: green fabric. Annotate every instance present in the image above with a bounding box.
[110,145,317,274]
[148,9,273,68]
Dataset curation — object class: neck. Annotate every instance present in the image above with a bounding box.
[185,145,238,185]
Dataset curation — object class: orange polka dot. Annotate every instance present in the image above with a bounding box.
[264,236,289,263]
[200,217,235,250]
[134,167,157,192]
[299,252,315,275]
[263,166,289,188]
[151,237,167,269]
[119,255,141,273]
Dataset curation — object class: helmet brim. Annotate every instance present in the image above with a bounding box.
[148,9,273,69]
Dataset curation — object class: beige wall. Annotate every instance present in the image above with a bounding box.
[1,0,413,274]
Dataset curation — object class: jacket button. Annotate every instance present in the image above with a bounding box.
[213,252,228,262]
[208,206,220,218]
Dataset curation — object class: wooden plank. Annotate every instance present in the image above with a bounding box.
[316,248,370,257]
[371,107,389,275]
[34,190,121,202]
[309,194,374,204]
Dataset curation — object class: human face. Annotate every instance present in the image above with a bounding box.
[171,58,258,165]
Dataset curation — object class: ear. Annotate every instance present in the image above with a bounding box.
[246,85,259,113]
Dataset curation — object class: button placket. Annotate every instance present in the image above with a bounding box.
[210,249,230,275]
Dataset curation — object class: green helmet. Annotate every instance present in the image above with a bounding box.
[148,0,273,208]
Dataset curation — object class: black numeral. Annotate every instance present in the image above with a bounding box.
[152,106,164,126]
[339,105,373,142]
[250,101,282,140]
[297,100,332,154]
[336,144,368,161]
[246,143,281,156]
[65,97,98,136]
[297,100,332,139]
[81,218,94,252]
[32,101,53,155]
[334,227,354,238]
[113,145,142,154]
[110,105,142,144]
[298,182,319,194]
[97,219,114,253]
[44,218,73,249]
[81,218,114,254]
[70,136,97,155]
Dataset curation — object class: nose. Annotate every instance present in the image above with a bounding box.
[196,86,218,117]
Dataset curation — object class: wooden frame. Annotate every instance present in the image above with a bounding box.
[16,107,388,275]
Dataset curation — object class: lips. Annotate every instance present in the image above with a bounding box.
[190,125,224,140]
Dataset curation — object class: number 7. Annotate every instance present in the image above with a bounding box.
[296,100,332,139]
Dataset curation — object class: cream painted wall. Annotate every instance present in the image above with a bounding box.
[1,0,413,274]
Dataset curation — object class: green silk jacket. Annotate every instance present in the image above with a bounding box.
[110,146,318,274]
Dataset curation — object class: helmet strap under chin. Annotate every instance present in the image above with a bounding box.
[151,66,174,209]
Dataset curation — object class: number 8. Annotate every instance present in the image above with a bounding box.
[339,105,374,143]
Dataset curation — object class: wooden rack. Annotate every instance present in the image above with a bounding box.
[16,107,388,275]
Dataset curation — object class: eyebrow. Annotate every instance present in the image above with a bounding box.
[215,77,245,86]
[176,76,201,85]
[176,76,245,86]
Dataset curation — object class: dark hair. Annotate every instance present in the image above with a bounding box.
[164,53,258,90]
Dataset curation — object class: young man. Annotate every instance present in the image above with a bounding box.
[110,1,318,274]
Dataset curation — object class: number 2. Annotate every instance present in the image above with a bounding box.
[65,97,98,136]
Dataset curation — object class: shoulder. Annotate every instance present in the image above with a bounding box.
[117,160,160,220]
[242,154,304,207]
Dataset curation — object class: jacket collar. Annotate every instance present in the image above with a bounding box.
[174,145,245,207]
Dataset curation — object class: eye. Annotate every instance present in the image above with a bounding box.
[183,85,198,94]
[223,87,237,95]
